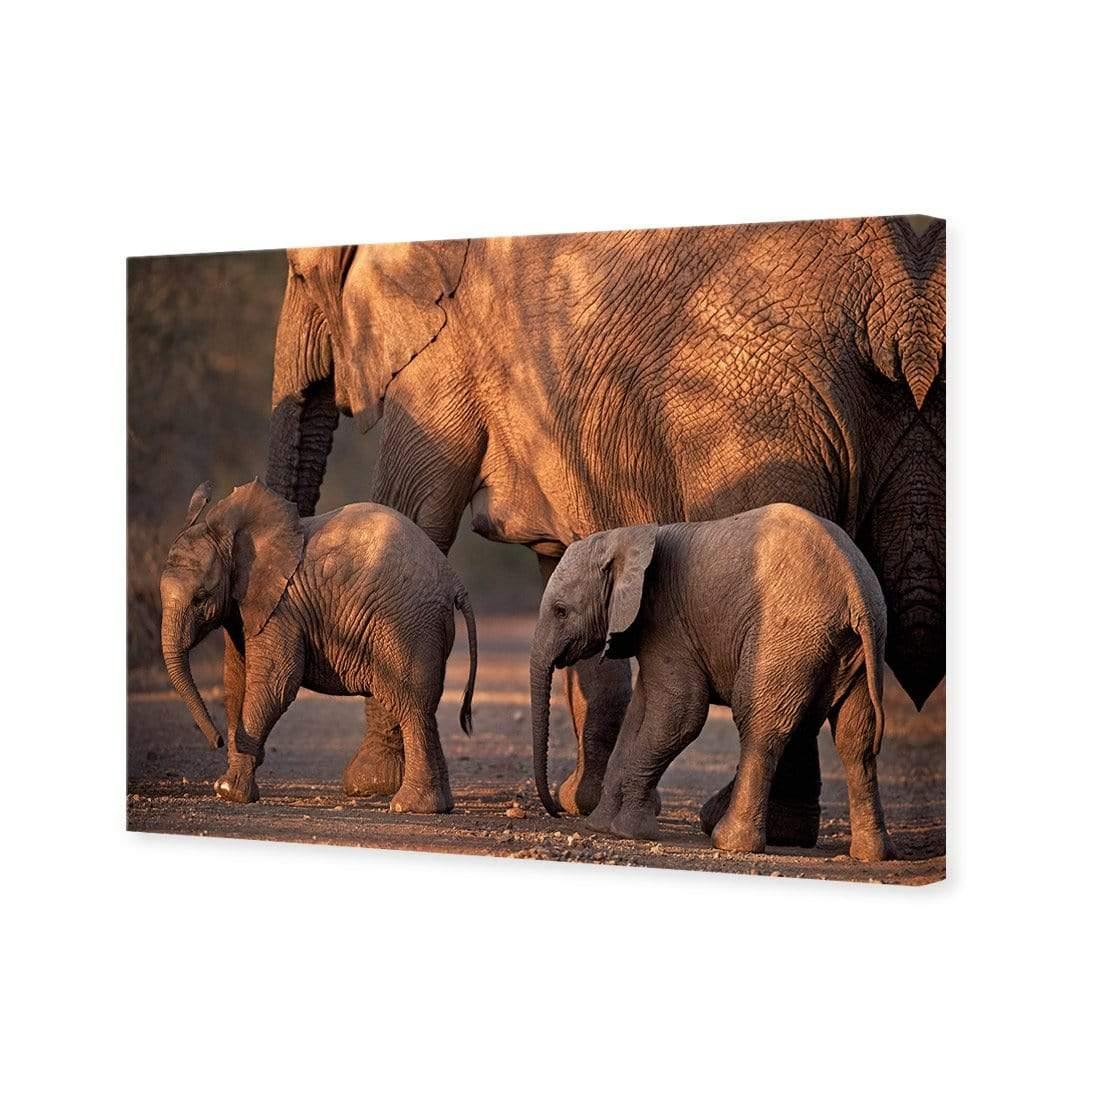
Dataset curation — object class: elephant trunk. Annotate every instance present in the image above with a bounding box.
[267,275,339,517]
[161,615,223,749]
[530,654,559,816]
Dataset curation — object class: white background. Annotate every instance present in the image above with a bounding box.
[3,2,1096,1096]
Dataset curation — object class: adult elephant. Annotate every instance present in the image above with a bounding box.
[265,215,945,844]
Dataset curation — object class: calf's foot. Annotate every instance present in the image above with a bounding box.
[849,829,896,863]
[700,781,819,848]
[344,742,404,798]
[700,781,734,835]
[389,780,454,816]
[765,797,820,848]
[585,788,622,835]
[610,801,661,842]
[557,761,606,817]
[213,766,259,804]
[711,814,766,855]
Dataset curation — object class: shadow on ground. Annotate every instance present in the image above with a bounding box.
[127,615,946,886]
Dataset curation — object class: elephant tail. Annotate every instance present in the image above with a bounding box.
[455,587,477,737]
[849,585,887,755]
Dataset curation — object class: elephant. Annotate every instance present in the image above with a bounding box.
[530,505,894,862]
[264,215,944,844]
[159,478,477,813]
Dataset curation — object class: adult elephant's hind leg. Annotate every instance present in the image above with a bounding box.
[343,699,405,798]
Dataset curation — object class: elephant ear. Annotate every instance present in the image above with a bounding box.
[336,240,468,429]
[600,525,659,653]
[183,481,213,529]
[216,479,305,637]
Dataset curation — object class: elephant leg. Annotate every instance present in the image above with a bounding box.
[710,721,786,854]
[698,779,735,837]
[217,627,258,802]
[387,710,454,816]
[216,633,302,804]
[537,553,632,815]
[343,699,405,799]
[216,695,281,805]
[557,657,633,816]
[222,626,246,753]
[765,730,822,847]
[586,680,647,834]
[830,680,895,862]
[700,723,822,846]
[600,666,708,841]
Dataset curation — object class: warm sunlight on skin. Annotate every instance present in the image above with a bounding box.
[129,216,945,885]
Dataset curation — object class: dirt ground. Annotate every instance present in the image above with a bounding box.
[127,615,946,886]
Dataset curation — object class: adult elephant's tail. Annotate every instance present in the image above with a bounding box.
[455,588,478,737]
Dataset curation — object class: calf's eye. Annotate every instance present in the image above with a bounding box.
[554,604,568,619]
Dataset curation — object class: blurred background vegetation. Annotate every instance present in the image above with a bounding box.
[127,249,540,675]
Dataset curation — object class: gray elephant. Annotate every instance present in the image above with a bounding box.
[530,505,894,861]
[265,216,944,844]
[160,479,477,813]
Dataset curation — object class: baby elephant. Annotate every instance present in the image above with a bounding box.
[160,479,476,814]
[530,503,894,861]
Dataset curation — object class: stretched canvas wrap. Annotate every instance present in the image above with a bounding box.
[127,216,946,885]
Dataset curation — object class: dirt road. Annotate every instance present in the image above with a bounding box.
[127,615,945,886]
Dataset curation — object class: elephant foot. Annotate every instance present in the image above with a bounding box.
[849,829,896,863]
[765,797,820,848]
[699,781,735,835]
[213,770,259,804]
[700,783,818,847]
[388,781,454,816]
[609,804,661,841]
[343,747,404,798]
[711,815,766,855]
[584,794,621,835]
[557,765,604,817]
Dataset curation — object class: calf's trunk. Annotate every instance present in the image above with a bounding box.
[162,643,223,750]
[530,656,559,816]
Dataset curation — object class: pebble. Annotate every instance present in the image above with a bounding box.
[505,806,526,819]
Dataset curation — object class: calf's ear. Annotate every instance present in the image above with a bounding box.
[216,479,305,637]
[601,525,659,644]
[183,481,213,528]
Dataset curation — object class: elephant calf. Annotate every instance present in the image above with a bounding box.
[160,479,476,814]
[530,504,894,861]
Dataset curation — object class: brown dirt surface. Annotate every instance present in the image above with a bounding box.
[127,615,946,886]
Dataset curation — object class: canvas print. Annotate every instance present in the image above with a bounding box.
[127,216,946,885]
